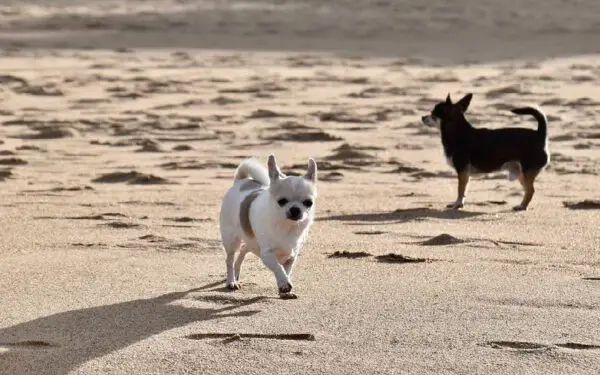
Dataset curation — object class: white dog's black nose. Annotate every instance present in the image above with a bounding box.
[287,206,301,221]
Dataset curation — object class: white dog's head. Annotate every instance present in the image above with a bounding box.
[267,154,317,224]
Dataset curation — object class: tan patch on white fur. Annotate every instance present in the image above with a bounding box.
[239,190,263,238]
[240,179,265,191]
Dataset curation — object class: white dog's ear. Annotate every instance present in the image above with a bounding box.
[267,154,283,182]
[305,158,317,183]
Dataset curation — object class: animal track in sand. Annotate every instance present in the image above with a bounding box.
[219,82,288,94]
[92,171,174,185]
[0,157,27,165]
[563,200,600,209]
[247,109,294,119]
[325,143,379,162]
[316,110,376,124]
[159,160,237,170]
[0,340,58,351]
[485,84,533,99]
[10,126,76,140]
[0,169,12,181]
[346,86,410,99]
[210,96,243,105]
[484,341,550,351]
[186,333,315,343]
[328,251,373,259]
[353,231,387,235]
[484,341,600,352]
[420,234,465,246]
[102,222,142,229]
[260,121,342,143]
[164,217,211,223]
[375,254,433,264]
[319,172,344,182]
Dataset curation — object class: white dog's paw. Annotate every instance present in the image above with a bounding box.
[226,281,241,290]
[279,292,298,300]
[278,282,297,299]
[446,202,464,210]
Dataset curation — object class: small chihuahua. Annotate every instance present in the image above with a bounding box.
[219,154,317,299]
[422,93,549,211]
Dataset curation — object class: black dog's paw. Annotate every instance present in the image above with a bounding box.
[446,202,464,210]
[512,205,527,212]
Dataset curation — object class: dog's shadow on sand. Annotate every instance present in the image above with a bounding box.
[318,207,484,224]
[0,280,262,375]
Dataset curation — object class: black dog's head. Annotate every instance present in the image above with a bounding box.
[421,93,473,128]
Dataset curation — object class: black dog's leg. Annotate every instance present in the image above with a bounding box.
[514,169,540,211]
[447,170,470,210]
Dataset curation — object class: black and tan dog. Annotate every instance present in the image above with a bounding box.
[421,93,549,211]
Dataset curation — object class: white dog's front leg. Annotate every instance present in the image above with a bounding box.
[260,249,296,299]
[283,255,297,278]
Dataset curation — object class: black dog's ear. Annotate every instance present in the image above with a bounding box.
[445,94,452,104]
[456,93,473,112]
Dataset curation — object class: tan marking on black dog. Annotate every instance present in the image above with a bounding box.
[240,189,264,238]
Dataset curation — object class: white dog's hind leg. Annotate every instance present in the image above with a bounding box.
[234,245,251,282]
[260,249,296,299]
[223,236,241,290]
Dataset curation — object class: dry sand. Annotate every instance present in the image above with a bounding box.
[0,1,599,374]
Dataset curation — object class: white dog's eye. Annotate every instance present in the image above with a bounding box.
[302,199,313,208]
[277,198,288,206]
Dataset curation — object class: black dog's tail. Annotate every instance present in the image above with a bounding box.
[510,106,547,139]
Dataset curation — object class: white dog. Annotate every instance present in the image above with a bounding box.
[219,154,317,299]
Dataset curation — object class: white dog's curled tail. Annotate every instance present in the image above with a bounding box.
[233,158,270,185]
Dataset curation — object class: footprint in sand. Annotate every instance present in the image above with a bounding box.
[318,172,344,182]
[375,254,433,264]
[0,169,12,181]
[484,341,551,352]
[0,340,57,351]
[210,96,243,105]
[420,234,465,246]
[260,121,342,143]
[173,145,193,151]
[328,251,373,259]
[316,110,376,124]
[11,126,77,140]
[134,139,163,153]
[353,231,387,235]
[92,171,174,185]
[247,109,294,119]
[102,222,143,229]
[563,200,600,210]
[219,82,287,95]
[0,157,27,166]
[485,84,533,99]
[159,160,237,170]
[325,143,381,162]
[484,341,600,351]
[164,217,211,223]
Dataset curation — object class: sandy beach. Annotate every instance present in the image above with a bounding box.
[0,1,599,374]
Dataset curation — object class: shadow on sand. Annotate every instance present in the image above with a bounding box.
[0,280,263,375]
[318,207,484,224]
